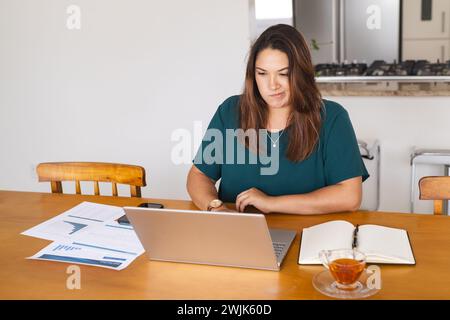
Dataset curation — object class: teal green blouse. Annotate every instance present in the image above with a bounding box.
[193,95,369,203]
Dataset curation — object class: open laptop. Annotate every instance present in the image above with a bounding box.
[123,207,296,271]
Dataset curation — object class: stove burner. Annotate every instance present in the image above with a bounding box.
[315,62,367,77]
[315,60,450,77]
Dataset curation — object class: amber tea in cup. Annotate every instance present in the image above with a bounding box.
[319,249,366,290]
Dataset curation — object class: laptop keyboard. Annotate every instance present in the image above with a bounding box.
[272,242,286,259]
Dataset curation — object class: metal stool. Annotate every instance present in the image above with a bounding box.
[358,139,380,211]
[410,149,450,214]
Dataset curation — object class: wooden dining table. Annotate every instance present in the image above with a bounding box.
[1,190,450,300]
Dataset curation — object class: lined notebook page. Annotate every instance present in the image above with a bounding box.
[357,225,415,264]
[298,220,354,264]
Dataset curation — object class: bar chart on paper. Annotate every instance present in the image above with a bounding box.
[52,244,82,252]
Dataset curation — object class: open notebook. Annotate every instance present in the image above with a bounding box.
[298,220,415,265]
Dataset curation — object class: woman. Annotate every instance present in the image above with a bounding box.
[186,24,368,215]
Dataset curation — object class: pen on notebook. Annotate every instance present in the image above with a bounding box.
[352,224,359,249]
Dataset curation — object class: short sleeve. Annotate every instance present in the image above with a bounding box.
[324,111,369,185]
[192,103,227,181]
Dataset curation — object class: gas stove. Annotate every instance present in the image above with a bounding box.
[315,60,450,77]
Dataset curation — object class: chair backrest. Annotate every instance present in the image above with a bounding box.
[36,162,146,197]
[419,176,450,215]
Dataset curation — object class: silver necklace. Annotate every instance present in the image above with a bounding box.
[267,129,285,148]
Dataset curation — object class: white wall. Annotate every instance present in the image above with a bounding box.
[332,96,450,214]
[1,1,449,214]
[0,0,250,198]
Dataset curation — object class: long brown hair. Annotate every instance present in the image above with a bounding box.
[239,24,323,162]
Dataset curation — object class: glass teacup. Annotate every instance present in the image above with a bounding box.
[319,249,366,291]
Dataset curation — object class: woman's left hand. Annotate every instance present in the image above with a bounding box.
[235,187,274,213]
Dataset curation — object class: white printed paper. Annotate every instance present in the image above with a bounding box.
[22,201,125,241]
[28,242,139,271]
[23,202,145,270]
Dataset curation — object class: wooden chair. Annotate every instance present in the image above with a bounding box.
[419,176,450,215]
[36,162,147,197]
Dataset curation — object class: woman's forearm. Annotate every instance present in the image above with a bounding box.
[186,166,220,211]
[270,177,362,215]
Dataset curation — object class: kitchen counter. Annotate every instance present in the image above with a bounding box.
[316,76,450,96]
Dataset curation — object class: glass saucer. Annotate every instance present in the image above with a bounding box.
[312,269,380,299]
